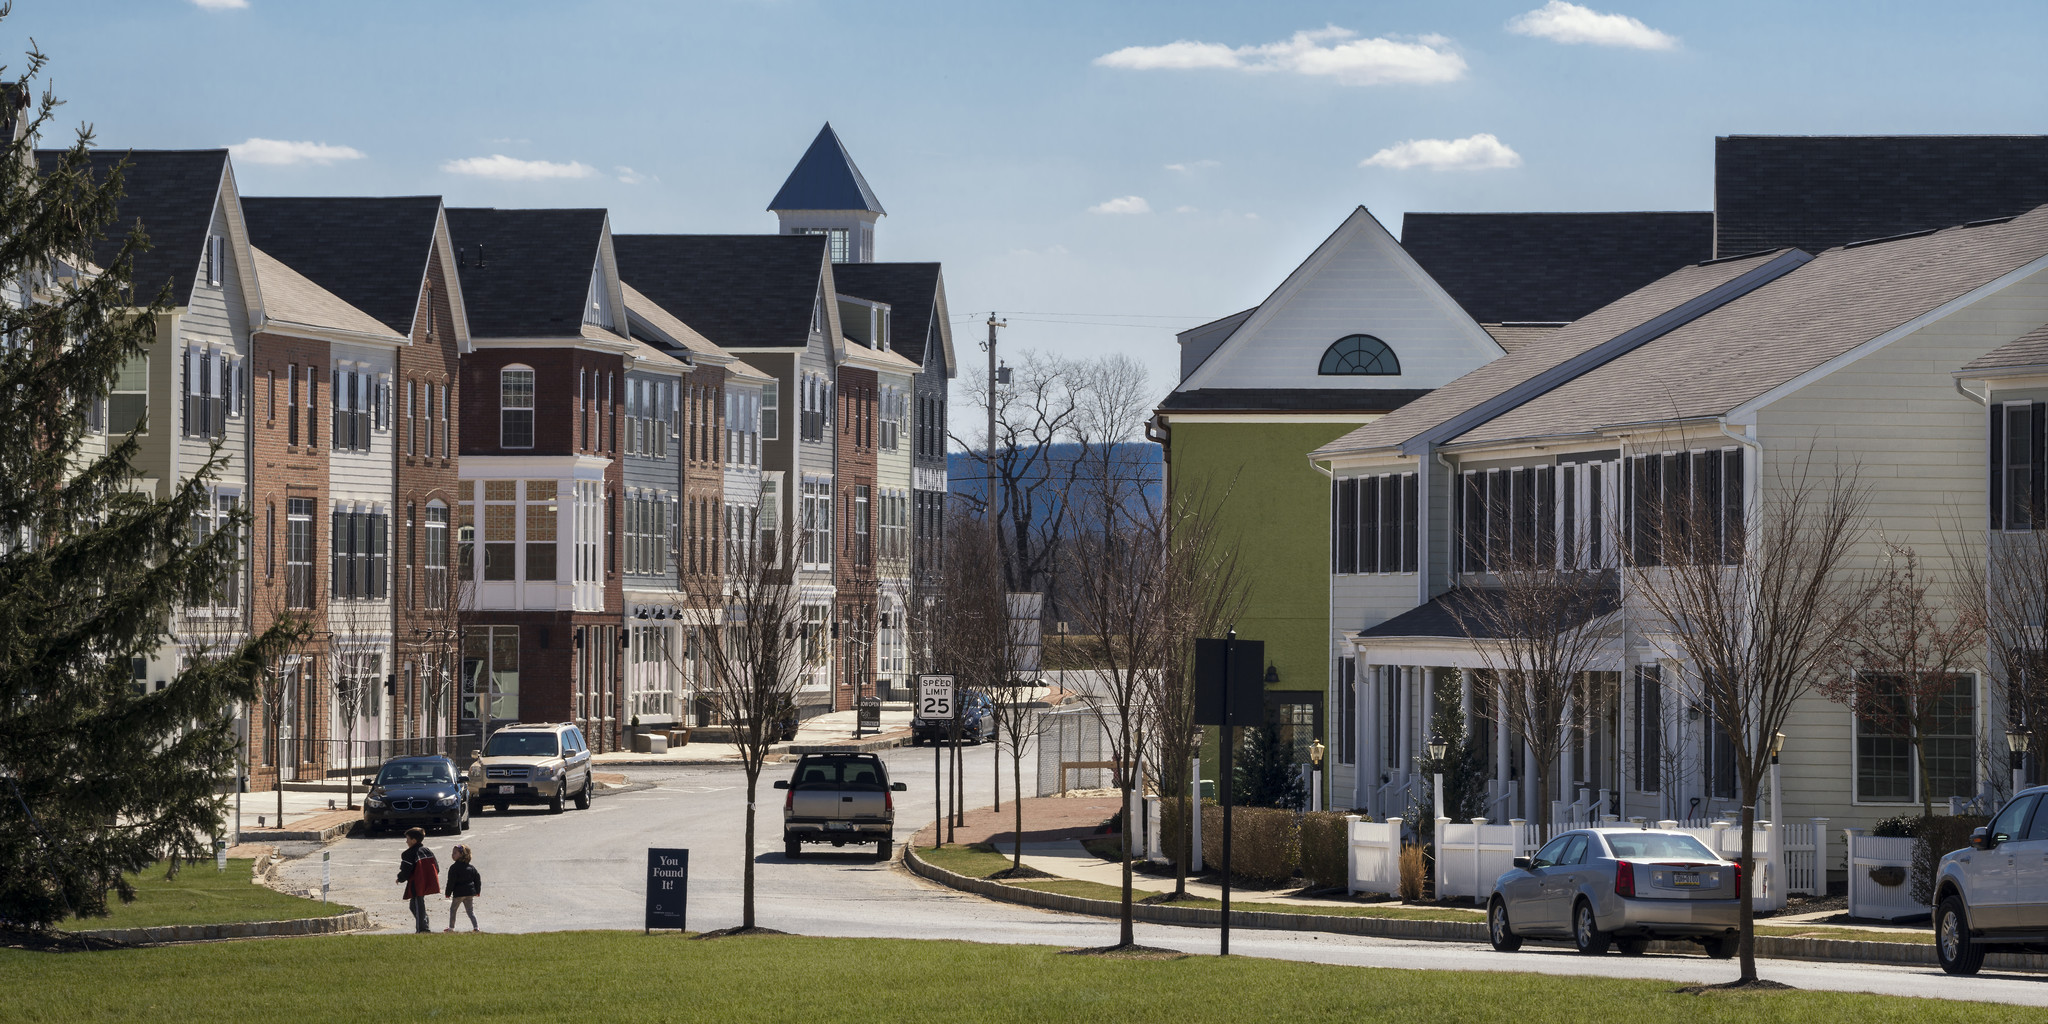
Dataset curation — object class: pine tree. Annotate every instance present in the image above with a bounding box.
[0,37,297,931]
[1233,720,1308,810]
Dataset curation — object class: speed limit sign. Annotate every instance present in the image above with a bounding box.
[918,674,956,719]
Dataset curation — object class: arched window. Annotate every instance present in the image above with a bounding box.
[500,366,534,448]
[1318,335,1400,376]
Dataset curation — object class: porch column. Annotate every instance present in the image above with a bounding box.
[1396,667,1411,799]
[1458,667,1473,738]
[1494,672,1510,814]
[1353,657,1373,812]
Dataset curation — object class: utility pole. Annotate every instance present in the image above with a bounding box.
[983,313,1007,820]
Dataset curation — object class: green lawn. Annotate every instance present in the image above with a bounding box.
[60,859,347,931]
[919,842,1022,877]
[1008,878,1486,920]
[0,933,2001,1023]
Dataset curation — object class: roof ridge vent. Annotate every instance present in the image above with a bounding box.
[1843,226,1939,249]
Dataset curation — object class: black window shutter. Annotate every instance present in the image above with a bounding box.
[1329,478,1339,573]
[331,510,342,597]
[1990,402,2005,530]
[1723,447,1744,562]
[1359,476,1376,574]
[2032,402,2044,527]
[1401,473,1418,573]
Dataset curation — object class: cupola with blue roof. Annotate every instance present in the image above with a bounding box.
[768,123,884,263]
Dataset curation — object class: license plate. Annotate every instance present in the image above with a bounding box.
[826,822,853,831]
[1674,871,1700,887]
[498,784,515,795]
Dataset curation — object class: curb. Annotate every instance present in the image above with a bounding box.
[60,909,370,945]
[783,734,906,755]
[241,819,360,843]
[903,847,2048,972]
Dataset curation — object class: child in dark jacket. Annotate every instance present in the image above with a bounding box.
[444,844,483,933]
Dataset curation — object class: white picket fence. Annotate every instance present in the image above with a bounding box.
[1346,816,1405,895]
[1843,831,1922,921]
[1425,814,1829,909]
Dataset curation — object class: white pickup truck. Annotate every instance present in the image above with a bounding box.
[775,752,906,861]
[1934,784,2048,974]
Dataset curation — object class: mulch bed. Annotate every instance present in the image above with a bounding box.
[1060,943,1187,960]
[1676,980,1796,994]
[0,928,137,953]
[694,926,791,940]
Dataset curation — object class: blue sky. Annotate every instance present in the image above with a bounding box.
[14,1,2046,406]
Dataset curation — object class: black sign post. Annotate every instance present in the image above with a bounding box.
[1194,630,1262,957]
[646,848,688,933]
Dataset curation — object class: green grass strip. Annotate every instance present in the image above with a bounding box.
[60,860,349,931]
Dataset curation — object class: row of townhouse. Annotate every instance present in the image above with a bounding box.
[1156,135,2048,853]
[68,124,955,786]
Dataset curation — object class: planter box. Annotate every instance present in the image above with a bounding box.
[630,733,668,754]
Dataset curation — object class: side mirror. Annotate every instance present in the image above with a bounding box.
[891,782,907,792]
[1970,827,1989,850]
[1512,857,1532,869]
[361,777,375,788]
[773,780,790,790]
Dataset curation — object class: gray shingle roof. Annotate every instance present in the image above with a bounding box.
[828,262,942,366]
[1357,586,1619,641]
[1157,388,1429,413]
[612,234,828,350]
[1314,252,1785,459]
[1959,321,2048,376]
[444,207,608,339]
[37,148,225,305]
[242,196,442,336]
[1400,212,1714,324]
[766,123,884,214]
[1459,204,2048,446]
[1715,135,2048,258]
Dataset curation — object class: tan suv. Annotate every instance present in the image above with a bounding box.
[469,723,594,815]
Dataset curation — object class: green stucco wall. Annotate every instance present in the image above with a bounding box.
[1170,418,1362,769]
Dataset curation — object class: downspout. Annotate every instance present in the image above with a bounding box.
[1310,453,1347,810]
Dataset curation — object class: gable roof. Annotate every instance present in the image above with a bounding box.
[620,281,720,358]
[829,261,944,367]
[39,148,227,304]
[612,234,828,350]
[1715,135,2048,258]
[1458,205,2048,446]
[249,246,406,343]
[1958,321,2048,378]
[1175,206,1501,395]
[1157,388,1429,413]
[1314,249,1801,460]
[444,207,609,339]
[241,196,443,336]
[1176,307,1256,382]
[1400,212,1714,325]
[767,123,885,214]
[1357,586,1619,641]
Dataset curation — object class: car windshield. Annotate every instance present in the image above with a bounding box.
[789,757,886,791]
[1604,832,1718,861]
[377,762,452,785]
[485,732,561,758]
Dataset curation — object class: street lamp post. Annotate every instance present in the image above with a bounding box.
[2009,728,2030,798]
[1309,739,1325,811]
[1767,730,1786,829]
[1428,734,1448,900]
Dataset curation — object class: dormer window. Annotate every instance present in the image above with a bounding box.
[1318,334,1400,376]
[206,236,224,288]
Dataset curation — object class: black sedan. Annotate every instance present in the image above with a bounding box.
[911,691,997,746]
[361,755,470,835]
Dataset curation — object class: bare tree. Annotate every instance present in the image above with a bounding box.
[940,508,1030,864]
[1824,542,1983,818]
[1449,526,1618,832]
[1147,485,1248,897]
[664,500,805,931]
[954,350,1086,596]
[1631,459,1867,984]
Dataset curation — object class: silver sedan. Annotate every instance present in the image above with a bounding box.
[1487,827,1742,957]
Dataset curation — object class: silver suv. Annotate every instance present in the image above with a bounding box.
[469,722,594,815]
[1933,784,2048,974]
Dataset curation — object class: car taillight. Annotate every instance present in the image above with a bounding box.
[1615,860,1635,897]
[784,786,795,811]
[884,789,893,813]
[1732,861,1743,893]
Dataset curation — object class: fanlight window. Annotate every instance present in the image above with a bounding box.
[1319,334,1400,376]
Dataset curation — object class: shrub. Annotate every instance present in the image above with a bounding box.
[1200,804,1299,885]
[1159,798,1193,868]
[1398,845,1427,902]
[1298,812,1350,891]
[1871,815,1918,839]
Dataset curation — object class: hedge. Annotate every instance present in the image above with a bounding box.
[1298,812,1350,890]
[1201,804,1299,885]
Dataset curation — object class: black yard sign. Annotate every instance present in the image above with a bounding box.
[646,848,688,933]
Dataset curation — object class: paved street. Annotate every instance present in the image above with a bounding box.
[276,743,2048,1007]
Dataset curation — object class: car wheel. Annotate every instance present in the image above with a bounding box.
[1571,900,1610,955]
[876,840,893,862]
[1701,935,1736,960]
[1616,936,1650,956]
[785,840,802,860]
[458,805,470,832]
[1937,896,1985,976]
[574,776,592,810]
[548,785,565,814]
[1487,898,1522,952]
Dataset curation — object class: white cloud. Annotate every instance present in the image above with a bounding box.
[440,154,597,181]
[1506,2,1677,50]
[191,0,248,9]
[1088,195,1152,215]
[227,138,364,167]
[1361,133,1522,171]
[1174,205,1199,214]
[1096,26,1466,86]
[615,166,656,185]
[1165,159,1220,173]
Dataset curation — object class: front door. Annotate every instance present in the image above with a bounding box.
[1975,793,2038,929]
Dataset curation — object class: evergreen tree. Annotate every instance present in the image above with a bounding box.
[1233,720,1308,810]
[0,38,296,931]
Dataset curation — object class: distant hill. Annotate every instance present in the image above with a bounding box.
[948,441,1162,524]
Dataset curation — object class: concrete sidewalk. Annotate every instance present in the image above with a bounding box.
[592,707,915,766]
[1007,840,1471,912]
